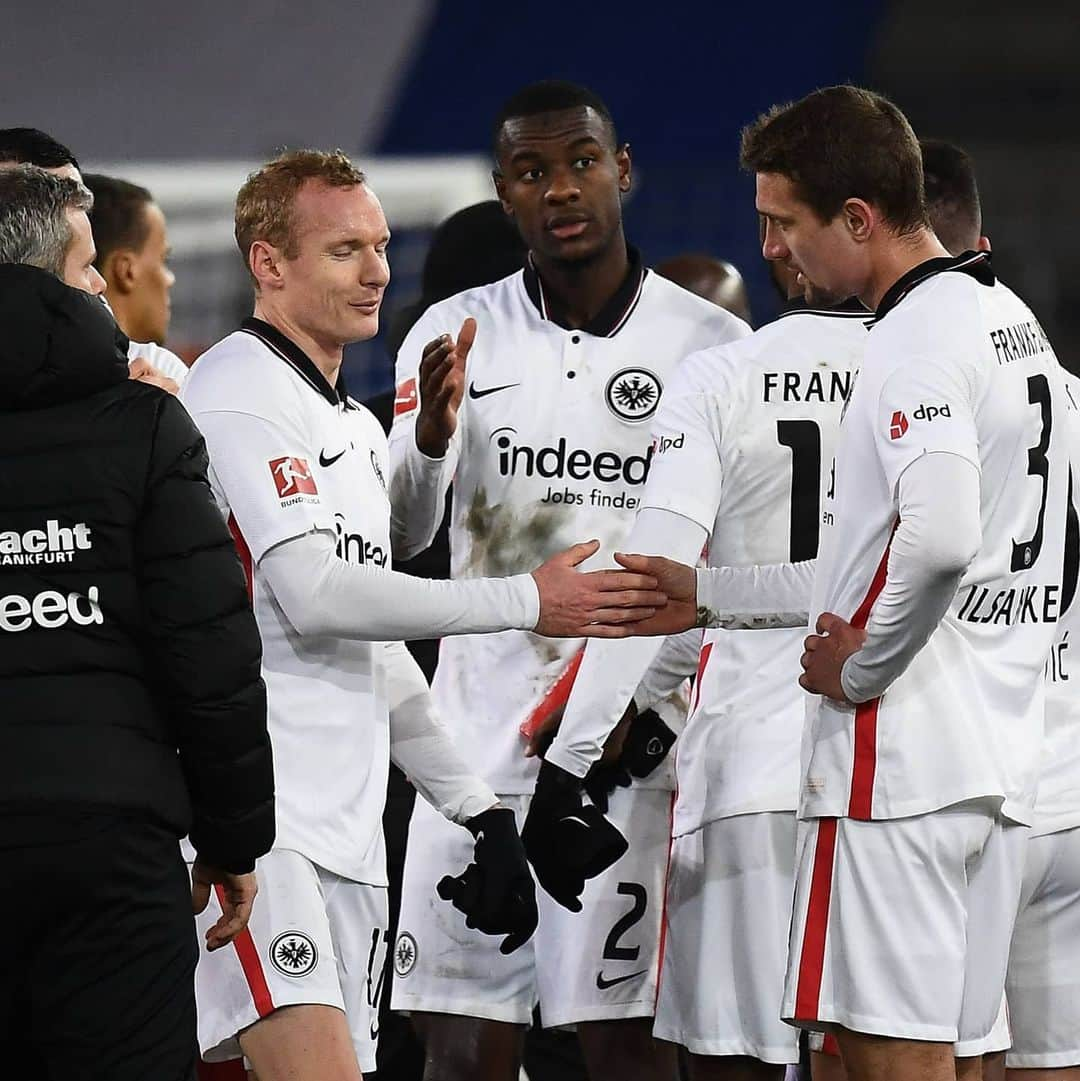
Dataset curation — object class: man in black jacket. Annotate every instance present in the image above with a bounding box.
[0,165,274,1080]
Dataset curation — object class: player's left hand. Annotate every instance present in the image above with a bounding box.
[438,806,538,954]
[128,355,180,395]
[799,612,867,703]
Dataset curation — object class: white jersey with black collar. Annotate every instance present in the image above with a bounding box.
[805,252,1075,826]
[638,303,871,835]
[181,317,395,883]
[389,253,750,793]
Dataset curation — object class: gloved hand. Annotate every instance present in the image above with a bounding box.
[522,760,628,912]
[437,806,538,954]
[619,707,676,779]
[583,707,675,812]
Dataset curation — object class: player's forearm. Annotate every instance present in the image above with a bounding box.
[388,423,455,559]
[261,530,539,641]
[695,561,815,629]
[546,508,707,778]
[842,452,981,703]
[384,641,498,823]
[633,627,703,713]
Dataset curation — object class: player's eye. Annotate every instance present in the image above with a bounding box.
[519,167,542,182]
[573,156,595,170]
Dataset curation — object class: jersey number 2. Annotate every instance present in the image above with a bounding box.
[777,420,822,561]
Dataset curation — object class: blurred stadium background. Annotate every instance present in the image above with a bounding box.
[5,0,1077,394]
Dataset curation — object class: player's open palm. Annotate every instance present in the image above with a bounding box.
[415,317,476,457]
[191,858,259,951]
[531,540,668,637]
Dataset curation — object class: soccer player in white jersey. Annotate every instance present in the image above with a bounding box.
[526,260,869,1081]
[387,80,749,1081]
[613,86,1076,1081]
[179,149,664,1081]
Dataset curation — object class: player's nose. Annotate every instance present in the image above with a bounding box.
[543,164,581,204]
[761,221,788,261]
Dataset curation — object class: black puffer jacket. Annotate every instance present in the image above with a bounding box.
[0,265,273,872]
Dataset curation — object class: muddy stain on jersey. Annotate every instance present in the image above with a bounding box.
[463,485,565,578]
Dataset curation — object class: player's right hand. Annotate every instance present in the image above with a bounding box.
[521,760,628,911]
[531,540,668,637]
[414,317,476,458]
[190,858,259,951]
[600,552,699,636]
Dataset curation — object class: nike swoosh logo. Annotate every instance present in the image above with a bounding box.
[319,449,347,467]
[468,381,520,400]
[595,968,647,990]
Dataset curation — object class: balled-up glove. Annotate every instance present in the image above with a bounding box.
[583,707,676,813]
[437,806,538,954]
[522,760,628,912]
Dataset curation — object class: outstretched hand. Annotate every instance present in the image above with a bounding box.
[531,540,668,638]
[590,552,699,636]
[799,612,867,703]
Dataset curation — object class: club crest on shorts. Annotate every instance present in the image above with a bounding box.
[394,931,418,977]
[269,930,318,977]
[605,367,662,423]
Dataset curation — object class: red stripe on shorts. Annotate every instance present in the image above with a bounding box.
[821,1033,841,1057]
[653,791,677,1010]
[216,884,275,1018]
[227,513,254,600]
[691,640,713,714]
[846,526,895,819]
[197,1059,248,1081]
[793,817,838,1022]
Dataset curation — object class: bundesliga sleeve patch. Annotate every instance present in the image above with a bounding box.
[394,378,418,418]
[269,457,320,504]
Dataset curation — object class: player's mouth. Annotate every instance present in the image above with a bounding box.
[546,214,591,240]
[350,299,381,314]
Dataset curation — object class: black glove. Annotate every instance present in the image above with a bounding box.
[522,760,628,912]
[583,760,632,814]
[620,708,676,779]
[437,806,538,954]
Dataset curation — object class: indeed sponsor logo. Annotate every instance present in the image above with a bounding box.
[0,586,104,633]
[334,514,387,567]
[492,428,653,487]
[0,520,93,566]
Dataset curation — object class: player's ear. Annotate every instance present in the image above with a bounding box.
[616,142,632,194]
[842,198,874,244]
[492,170,513,217]
[103,249,136,295]
[249,240,284,292]
[977,235,992,253]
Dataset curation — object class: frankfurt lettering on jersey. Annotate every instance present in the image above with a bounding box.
[0,519,92,566]
[989,318,1052,366]
[762,369,852,403]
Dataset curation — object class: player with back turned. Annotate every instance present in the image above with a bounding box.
[388,80,749,1081]
[610,87,1076,1081]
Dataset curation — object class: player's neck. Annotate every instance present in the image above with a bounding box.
[252,300,343,387]
[531,234,630,329]
[863,229,953,311]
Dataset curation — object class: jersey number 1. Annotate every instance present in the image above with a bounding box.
[777,420,822,561]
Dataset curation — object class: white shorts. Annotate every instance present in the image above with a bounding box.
[783,801,1026,1044]
[653,813,799,1065]
[194,848,389,1073]
[809,993,1011,1059]
[1006,824,1080,1068]
[391,786,673,1028]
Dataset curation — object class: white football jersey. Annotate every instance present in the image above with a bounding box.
[1033,371,1080,836]
[642,304,870,836]
[127,338,189,386]
[181,318,395,883]
[388,253,750,792]
[805,253,1074,825]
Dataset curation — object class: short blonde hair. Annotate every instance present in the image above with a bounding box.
[234,149,366,280]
